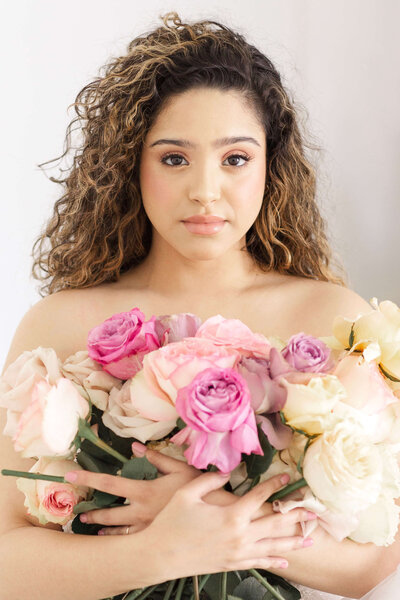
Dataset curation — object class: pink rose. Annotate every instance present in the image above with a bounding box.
[0,347,62,438]
[87,308,161,379]
[16,457,88,525]
[154,312,202,344]
[281,333,333,373]
[237,356,287,413]
[171,367,263,473]
[13,378,89,458]
[195,315,271,359]
[130,335,239,411]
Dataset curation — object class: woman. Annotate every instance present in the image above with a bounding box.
[0,12,398,600]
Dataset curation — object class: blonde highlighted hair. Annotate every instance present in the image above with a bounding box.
[33,11,345,294]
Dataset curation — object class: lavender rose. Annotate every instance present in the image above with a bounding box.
[170,367,263,473]
[281,333,333,373]
[87,308,161,379]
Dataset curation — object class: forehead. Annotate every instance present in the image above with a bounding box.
[146,87,265,141]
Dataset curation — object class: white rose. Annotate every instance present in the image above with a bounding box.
[281,374,347,436]
[349,495,400,546]
[303,421,383,514]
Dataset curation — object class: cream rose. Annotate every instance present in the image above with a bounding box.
[13,378,90,458]
[16,457,88,525]
[280,374,347,436]
[303,421,383,514]
[0,347,62,438]
[62,350,122,411]
[333,299,400,381]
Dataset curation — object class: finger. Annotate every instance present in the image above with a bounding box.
[98,523,146,536]
[248,508,317,539]
[64,470,145,498]
[253,535,314,556]
[230,556,289,571]
[173,471,230,502]
[234,474,290,516]
[137,447,198,477]
[78,505,134,526]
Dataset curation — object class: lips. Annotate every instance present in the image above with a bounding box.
[183,215,226,224]
[182,216,227,235]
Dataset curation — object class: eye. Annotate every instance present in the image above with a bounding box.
[161,152,251,168]
[161,153,188,167]
[223,153,251,167]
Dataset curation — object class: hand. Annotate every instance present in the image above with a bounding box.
[65,445,237,534]
[146,471,317,579]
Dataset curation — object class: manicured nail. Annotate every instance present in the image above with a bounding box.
[64,471,78,482]
[131,442,146,456]
[280,474,290,485]
[279,560,288,569]
[302,537,314,547]
[97,529,105,535]
[79,514,88,523]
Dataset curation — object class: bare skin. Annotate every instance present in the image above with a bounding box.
[1,86,399,598]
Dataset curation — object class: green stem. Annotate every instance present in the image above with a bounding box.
[174,577,187,600]
[220,572,227,600]
[1,469,65,483]
[248,569,286,600]
[189,574,211,600]
[78,418,128,464]
[267,477,307,502]
[163,580,176,600]
[122,589,145,600]
[130,585,159,599]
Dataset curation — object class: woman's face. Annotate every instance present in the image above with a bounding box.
[139,87,267,261]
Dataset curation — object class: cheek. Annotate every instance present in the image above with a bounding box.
[140,162,176,217]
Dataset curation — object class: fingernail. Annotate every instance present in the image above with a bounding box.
[218,471,230,477]
[79,514,88,523]
[279,560,288,569]
[64,471,78,482]
[280,474,290,485]
[97,529,105,535]
[302,537,314,547]
[131,441,146,457]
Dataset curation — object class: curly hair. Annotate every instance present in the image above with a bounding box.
[32,11,345,295]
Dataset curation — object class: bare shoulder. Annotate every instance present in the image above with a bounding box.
[294,279,372,335]
[3,286,110,371]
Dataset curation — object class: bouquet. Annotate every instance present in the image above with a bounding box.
[1,298,400,600]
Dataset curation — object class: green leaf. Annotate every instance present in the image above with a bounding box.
[76,448,120,474]
[349,324,355,348]
[203,572,242,600]
[121,456,158,480]
[228,596,244,600]
[71,514,102,535]
[79,439,120,465]
[242,425,275,479]
[176,417,187,430]
[73,488,123,514]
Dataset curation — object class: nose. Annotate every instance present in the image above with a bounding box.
[187,161,221,206]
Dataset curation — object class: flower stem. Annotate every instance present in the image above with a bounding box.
[267,477,307,502]
[128,585,159,599]
[192,576,199,600]
[248,569,286,600]
[174,577,187,600]
[1,469,65,483]
[220,572,227,599]
[189,574,211,600]
[78,418,128,464]
[163,580,176,599]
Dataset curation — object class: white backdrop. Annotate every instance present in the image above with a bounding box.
[1,0,399,369]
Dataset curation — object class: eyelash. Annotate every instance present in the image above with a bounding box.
[160,152,251,168]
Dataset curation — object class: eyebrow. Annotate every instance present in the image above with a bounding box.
[148,136,261,149]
